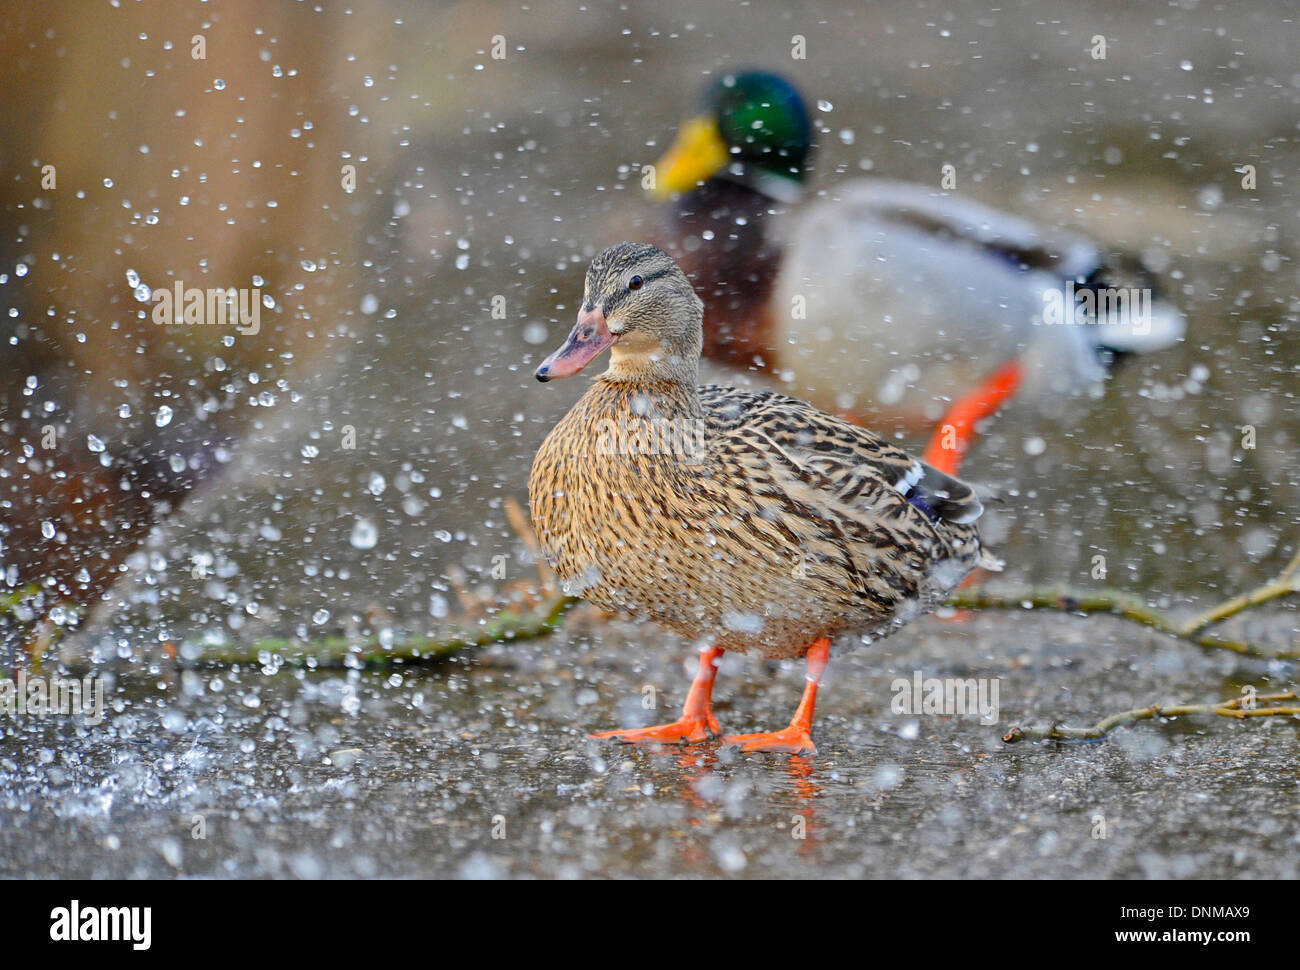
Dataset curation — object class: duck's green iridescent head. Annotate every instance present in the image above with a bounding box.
[652,71,813,201]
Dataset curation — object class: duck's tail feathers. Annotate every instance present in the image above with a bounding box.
[904,461,983,526]
[1081,256,1186,357]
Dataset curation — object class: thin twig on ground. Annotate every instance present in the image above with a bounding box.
[946,545,1300,661]
[195,593,577,669]
[1180,546,1300,637]
[1002,690,1300,743]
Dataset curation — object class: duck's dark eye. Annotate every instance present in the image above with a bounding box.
[628,276,643,291]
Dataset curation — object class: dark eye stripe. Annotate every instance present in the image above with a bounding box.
[602,267,674,313]
[637,268,673,286]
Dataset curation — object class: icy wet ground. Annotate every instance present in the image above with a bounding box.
[4,612,1295,879]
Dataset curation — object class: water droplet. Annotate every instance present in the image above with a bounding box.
[1196,184,1223,211]
[87,434,106,453]
[872,764,904,791]
[350,518,378,550]
[155,405,173,428]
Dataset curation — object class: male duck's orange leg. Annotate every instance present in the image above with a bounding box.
[591,645,723,744]
[723,637,830,755]
[922,359,1024,475]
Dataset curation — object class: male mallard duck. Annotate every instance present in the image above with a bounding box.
[529,243,994,754]
[650,71,1185,473]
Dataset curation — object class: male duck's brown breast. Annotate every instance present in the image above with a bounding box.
[656,181,786,375]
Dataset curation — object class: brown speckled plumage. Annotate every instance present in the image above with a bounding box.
[529,243,988,661]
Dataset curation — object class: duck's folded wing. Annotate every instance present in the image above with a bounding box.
[804,179,1099,280]
[784,180,1184,354]
[700,386,983,529]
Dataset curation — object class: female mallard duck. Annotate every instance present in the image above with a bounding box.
[650,71,1185,473]
[529,243,995,754]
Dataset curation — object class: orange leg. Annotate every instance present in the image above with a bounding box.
[922,359,1024,475]
[591,645,723,744]
[723,638,830,755]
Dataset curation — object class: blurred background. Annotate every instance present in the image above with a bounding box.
[2,0,1297,658]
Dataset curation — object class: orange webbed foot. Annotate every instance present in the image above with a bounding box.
[723,637,829,755]
[590,713,721,745]
[591,646,724,746]
[722,727,816,755]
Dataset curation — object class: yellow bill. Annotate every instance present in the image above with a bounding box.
[649,115,729,200]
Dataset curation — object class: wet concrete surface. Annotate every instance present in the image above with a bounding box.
[4,611,1296,878]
